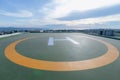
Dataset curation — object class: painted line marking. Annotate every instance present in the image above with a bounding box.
[5,36,119,71]
[48,37,54,46]
[66,37,79,45]
[48,37,79,46]
[55,39,68,41]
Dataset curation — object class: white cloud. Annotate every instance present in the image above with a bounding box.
[0,0,120,28]
[0,10,33,17]
[1,14,120,27]
[37,0,120,27]
[71,14,120,25]
[26,14,120,26]
[42,0,120,19]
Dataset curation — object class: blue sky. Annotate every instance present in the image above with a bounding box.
[0,0,120,29]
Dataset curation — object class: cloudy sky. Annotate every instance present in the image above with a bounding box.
[0,0,120,29]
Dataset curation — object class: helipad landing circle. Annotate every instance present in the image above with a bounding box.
[4,36,119,71]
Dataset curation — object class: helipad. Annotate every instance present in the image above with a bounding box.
[0,33,120,80]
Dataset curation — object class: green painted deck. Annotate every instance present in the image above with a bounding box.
[0,33,120,80]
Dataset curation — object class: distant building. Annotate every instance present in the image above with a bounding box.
[40,30,44,33]
[98,29,114,36]
[103,30,114,36]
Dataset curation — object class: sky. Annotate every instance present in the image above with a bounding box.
[0,0,120,29]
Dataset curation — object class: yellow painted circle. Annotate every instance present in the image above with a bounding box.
[4,36,119,71]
